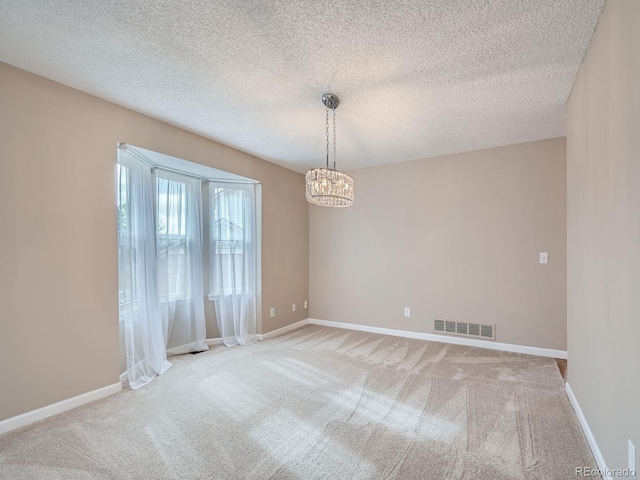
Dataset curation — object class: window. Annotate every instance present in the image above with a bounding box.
[210,185,256,297]
[117,144,219,387]
[117,164,134,318]
[118,166,200,311]
[156,175,192,302]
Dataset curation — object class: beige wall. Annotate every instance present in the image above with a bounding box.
[566,0,640,470]
[0,63,309,422]
[310,138,566,350]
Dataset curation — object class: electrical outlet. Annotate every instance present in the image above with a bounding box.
[292,303,296,312]
[630,440,636,477]
[270,307,275,318]
[404,307,411,317]
[304,300,308,309]
[539,252,549,264]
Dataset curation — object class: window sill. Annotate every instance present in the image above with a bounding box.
[208,293,254,302]
[161,296,194,304]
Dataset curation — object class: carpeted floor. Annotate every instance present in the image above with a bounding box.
[0,325,598,479]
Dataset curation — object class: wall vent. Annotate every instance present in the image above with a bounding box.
[434,319,495,340]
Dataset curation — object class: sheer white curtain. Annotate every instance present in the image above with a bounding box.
[117,149,172,390]
[210,183,257,346]
[155,171,208,356]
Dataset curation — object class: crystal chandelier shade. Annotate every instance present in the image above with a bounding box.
[305,168,354,207]
[305,93,354,207]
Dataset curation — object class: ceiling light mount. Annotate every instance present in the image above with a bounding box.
[305,93,354,208]
[321,93,340,110]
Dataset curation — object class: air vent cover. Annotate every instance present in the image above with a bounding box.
[481,324,494,338]
[434,319,495,340]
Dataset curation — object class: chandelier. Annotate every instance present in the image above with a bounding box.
[305,93,354,207]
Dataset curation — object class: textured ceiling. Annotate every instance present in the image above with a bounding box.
[0,0,604,173]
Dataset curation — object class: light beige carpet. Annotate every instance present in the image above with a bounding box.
[0,325,598,479]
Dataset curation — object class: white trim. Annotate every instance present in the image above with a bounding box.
[166,341,211,357]
[0,383,122,436]
[566,382,611,480]
[307,319,567,359]
[119,371,128,384]
[257,318,310,341]
[207,293,254,302]
[206,337,224,346]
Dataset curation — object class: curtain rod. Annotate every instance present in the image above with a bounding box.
[117,143,261,185]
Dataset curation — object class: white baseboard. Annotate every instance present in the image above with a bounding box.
[308,318,567,359]
[257,318,310,341]
[566,382,611,479]
[0,382,122,436]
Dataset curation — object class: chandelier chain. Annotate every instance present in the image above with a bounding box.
[333,107,336,170]
[325,105,329,169]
